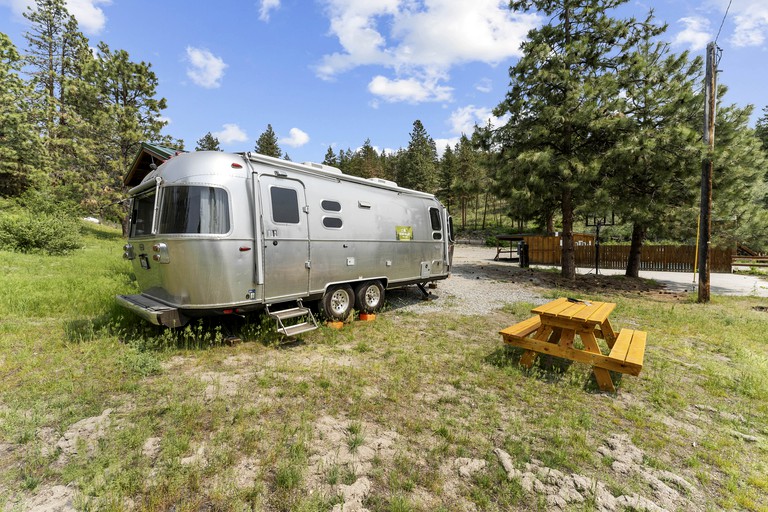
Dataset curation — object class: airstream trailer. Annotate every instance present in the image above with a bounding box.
[117,151,454,333]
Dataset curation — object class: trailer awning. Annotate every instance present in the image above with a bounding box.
[124,142,185,187]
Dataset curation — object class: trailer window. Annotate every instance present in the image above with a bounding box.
[158,186,230,234]
[270,187,300,224]
[130,190,156,237]
[322,217,343,229]
[321,200,341,212]
[429,207,442,240]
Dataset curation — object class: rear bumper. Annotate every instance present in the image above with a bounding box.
[116,294,187,327]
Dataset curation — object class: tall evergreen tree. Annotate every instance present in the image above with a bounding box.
[452,135,481,229]
[195,132,221,151]
[397,120,437,192]
[255,124,282,158]
[322,146,338,167]
[0,32,44,196]
[357,138,381,179]
[23,0,92,188]
[604,18,703,277]
[709,102,768,250]
[756,106,768,153]
[437,144,456,209]
[495,0,641,279]
[87,43,167,221]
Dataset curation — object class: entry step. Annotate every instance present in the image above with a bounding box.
[266,300,318,337]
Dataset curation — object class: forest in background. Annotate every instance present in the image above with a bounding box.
[2,0,768,277]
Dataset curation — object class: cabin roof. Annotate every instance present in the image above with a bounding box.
[124,142,185,187]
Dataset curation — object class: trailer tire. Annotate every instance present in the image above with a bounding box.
[355,281,385,313]
[320,284,355,321]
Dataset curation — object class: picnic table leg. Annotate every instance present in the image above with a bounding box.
[580,331,616,392]
[600,320,617,348]
[519,325,553,367]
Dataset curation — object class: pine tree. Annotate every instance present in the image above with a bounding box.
[195,132,221,151]
[452,135,480,229]
[24,0,88,156]
[255,124,282,158]
[397,120,437,192]
[322,146,338,167]
[495,0,641,279]
[756,106,768,153]
[710,102,768,250]
[0,33,44,196]
[604,17,703,277]
[437,144,455,210]
[357,138,381,179]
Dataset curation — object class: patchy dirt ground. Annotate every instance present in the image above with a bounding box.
[9,244,757,511]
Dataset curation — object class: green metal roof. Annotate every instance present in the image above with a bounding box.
[124,142,185,186]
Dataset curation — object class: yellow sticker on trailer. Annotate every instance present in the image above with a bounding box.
[396,226,413,241]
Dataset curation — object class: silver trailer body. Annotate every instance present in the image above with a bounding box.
[117,151,453,327]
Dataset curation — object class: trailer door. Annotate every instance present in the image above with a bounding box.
[259,175,310,301]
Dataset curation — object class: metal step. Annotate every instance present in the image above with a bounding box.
[282,322,319,337]
[116,294,185,327]
[269,306,312,321]
[266,300,318,337]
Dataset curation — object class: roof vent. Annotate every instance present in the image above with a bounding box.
[367,177,398,187]
[302,161,342,175]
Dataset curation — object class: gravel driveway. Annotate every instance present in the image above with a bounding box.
[386,243,768,315]
[387,244,547,315]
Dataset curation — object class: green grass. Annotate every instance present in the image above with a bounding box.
[1,223,767,511]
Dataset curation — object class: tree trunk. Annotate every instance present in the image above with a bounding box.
[625,222,646,278]
[481,191,489,229]
[561,189,576,279]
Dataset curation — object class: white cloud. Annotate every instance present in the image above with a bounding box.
[185,47,228,89]
[1,0,110,34]
[280,128,310,148]
[434,137,460,156]
[259,0,280,22]
[729,1,768,47]
[368,75,453,103]
[316,0,538,104]
[68,0,110,34]
[673,17,711,51]
[475,78,493,94]
[447,105,507,136]
[213,123,248,144]
[434,105,509,156]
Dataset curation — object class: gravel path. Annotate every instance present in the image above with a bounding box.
[387,244,547,315]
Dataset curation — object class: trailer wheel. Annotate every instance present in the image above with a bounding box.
[320,284,355,321]
[355,281,385,313]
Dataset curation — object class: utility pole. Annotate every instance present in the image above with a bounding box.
[697,42,718,303]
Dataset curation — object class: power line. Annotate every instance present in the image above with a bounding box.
[714,0,733,44]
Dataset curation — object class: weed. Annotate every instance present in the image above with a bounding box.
[347,422,365,452]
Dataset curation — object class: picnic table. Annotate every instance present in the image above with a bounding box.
[493,234,524,261]
[500,297,647,392]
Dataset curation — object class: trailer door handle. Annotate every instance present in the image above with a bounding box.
[305,261,311,269]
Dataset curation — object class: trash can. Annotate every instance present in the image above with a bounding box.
[518,241,529,268]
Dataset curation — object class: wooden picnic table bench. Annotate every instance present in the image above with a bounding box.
[500,297,647,392]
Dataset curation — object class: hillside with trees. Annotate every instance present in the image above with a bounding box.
[1,0,766,268]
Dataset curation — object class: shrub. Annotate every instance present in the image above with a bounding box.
[0,210,82,255]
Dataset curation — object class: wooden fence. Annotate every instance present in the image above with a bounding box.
[523,235,732,273]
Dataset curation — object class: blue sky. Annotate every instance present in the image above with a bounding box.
[1,0,767,163]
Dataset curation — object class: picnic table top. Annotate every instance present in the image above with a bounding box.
[531,297,616,326]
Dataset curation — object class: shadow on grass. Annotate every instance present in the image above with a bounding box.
[81,223,125,241]
[64,302,288,350]
[485,346,575,385]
